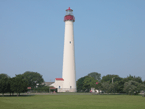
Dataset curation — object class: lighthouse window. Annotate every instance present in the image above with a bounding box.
[70,41,71,44]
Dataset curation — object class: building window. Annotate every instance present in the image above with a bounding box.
[70,86,72,89]
[70,41,71,44]
[59,86,61,89]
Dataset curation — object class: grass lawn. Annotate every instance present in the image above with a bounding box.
[0,93,144,109]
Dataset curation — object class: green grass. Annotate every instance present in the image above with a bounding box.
[0,93,145,109]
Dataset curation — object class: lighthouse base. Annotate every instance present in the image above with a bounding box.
[58,88,76,92]
[49,79,77,92]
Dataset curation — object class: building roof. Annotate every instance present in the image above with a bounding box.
[43,82,54,86]
[66,7,73,11]
[55,78,64,81]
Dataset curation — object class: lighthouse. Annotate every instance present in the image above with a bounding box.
[62,7,76,92]
[49,7,76,92]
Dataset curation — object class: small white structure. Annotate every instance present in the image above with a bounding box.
[50,7,76,92]
[91,88,95,93]
[49,78,64,92]
[95,89,102,93]
[90,88,102,93]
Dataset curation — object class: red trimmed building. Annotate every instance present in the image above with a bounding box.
[49,78,64,92]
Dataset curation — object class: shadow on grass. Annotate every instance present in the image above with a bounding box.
[0,95,35,97]
[92,93,144,96]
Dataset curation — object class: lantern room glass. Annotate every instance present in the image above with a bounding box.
[66,10,73,15]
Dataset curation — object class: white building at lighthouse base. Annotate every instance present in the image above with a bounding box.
[49,78,76,92]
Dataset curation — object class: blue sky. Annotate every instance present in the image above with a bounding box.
[0,0,145,82]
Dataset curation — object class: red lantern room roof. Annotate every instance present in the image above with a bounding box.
[66,7,73,11]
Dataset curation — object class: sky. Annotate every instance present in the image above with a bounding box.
[0,0,145,82]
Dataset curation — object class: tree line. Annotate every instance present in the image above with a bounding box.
[77,72,145,95]
[1,71,145,95]
[0,71,45,96]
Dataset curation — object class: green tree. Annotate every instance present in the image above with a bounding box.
[7,78,14,95]
[10,74,28,96]
[0,78,9,95]
[22,71,44,89]
[110,82,118,93]
[0,73,10,79]
[143,81,145,85]
[88,72,101,82]
[0,74,11,96]
[83,76,97,92]
[77,76,87,92]
[101,82,110,93]
[116,80,125,93]
[101,74,122,83]
[101,82,119,93]
[33,86,50,93]
[123,75,142,83]
[123,80,145,95]
[95,82,102,93]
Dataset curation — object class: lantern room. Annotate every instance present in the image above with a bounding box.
[64,7,75,22]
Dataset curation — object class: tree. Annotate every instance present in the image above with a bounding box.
[110,82,118,93]
[88,72,101,82]
[22,71,44,89]
[100,81,118,93]
[77,76,97,92]
[116,80,125,93]
[7,78,14,96]
[123,80,145,95]
[83,76,97,92]
[77,76,87,92]
[143,81,145,85]
[101,82,110,93]
[0,74,11,96]
[101,74,122,83]
[0,78,9,95]
[0,73,10,79]
[95,82,102,93]
[123,75,142,83]
[10,74,28,96]
[33,86,50,93]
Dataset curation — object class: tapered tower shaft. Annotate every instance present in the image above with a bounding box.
[62,7,76,92]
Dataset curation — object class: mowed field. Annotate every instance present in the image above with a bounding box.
[0,93,144,109]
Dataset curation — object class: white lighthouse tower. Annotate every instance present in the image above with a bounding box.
[62,7,76,92]
[49,7,76,92]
